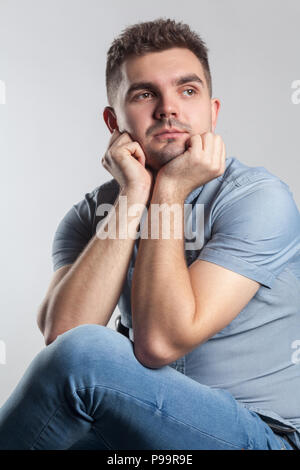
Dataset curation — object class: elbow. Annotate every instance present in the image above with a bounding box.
[44,335,57,347]
[134,348,161,369]
[36,302,47,337]
[133,342,173,369]
[43,323,61,346]
[44,330,56,346]
[36,304,55,346]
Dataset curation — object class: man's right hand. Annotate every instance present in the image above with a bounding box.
[102,130,154,196]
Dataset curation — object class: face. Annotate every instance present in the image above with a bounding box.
[104,47,221,171]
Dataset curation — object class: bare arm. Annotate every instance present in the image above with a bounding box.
[41,129,154,346]
[37,263,73,335]
[131,133,260,367]
[132,185,259,368]
[42,186,149,345]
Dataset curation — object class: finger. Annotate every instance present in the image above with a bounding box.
[109,129,132,147]
[223,140,226,160]
[101,155,107,168]
[125,142,146,167]
[213,135,225,172]
[201,132,215,158]
[221,140,226,170]
[185,134,203,153]
[108,129,121,146]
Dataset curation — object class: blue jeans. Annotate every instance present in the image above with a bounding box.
[0,324,294,450]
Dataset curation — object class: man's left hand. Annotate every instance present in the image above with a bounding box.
[155,132,226,200]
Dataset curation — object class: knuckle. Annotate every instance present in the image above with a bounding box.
[202,131,213,141]
[217,163,225,176]
[211,163,220,173]
[110,145,124,159]
[106,152,113,162]
[214,134,223,144]
[118,132,131,143]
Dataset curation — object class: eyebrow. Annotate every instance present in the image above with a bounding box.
[125,73,204,99]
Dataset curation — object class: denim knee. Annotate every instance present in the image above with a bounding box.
[43,324,128,380]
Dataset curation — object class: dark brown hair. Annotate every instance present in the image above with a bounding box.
[105,18,212,107]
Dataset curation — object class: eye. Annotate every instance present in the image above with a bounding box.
[134,92,153,100]
[183,88,196,96]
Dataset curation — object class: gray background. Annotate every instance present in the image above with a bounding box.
[0,0,299,406]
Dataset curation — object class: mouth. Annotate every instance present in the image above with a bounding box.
[154,131,188,140]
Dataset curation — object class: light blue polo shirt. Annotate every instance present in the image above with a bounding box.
[52,156,300,449]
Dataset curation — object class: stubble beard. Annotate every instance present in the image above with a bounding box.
[144,139,186,170]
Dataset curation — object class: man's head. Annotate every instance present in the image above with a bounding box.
[103,18,221,170]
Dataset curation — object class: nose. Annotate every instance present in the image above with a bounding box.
[154,92,179,120]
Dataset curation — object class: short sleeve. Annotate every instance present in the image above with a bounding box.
[51,195,95,272]
[51,179,120,272]
[197,179,300,288]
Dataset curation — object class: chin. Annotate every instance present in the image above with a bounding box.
[146,142,185,168]
[160,152,179,166]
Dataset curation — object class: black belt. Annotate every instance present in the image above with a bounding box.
[115,315,130,339]
[271,429,299,450]
[260,418,299,450]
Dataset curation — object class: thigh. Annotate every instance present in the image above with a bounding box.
[68,427,110,450]
[49,325,285,450]
[2,324,286,450]
[272,433,296,450]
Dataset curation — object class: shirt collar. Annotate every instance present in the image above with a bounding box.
[184,185,204,204]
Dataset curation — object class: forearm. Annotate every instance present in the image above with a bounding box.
[131,185,196,360]
[44,186,149,344]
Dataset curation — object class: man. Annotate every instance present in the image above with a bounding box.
[0,18,299,450]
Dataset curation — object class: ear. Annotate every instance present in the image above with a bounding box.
[210,98,221,133]
[103,107,119,134]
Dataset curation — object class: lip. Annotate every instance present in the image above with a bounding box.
[154,129,188,139]
[154,128,185,135]
[155,132,187,140]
